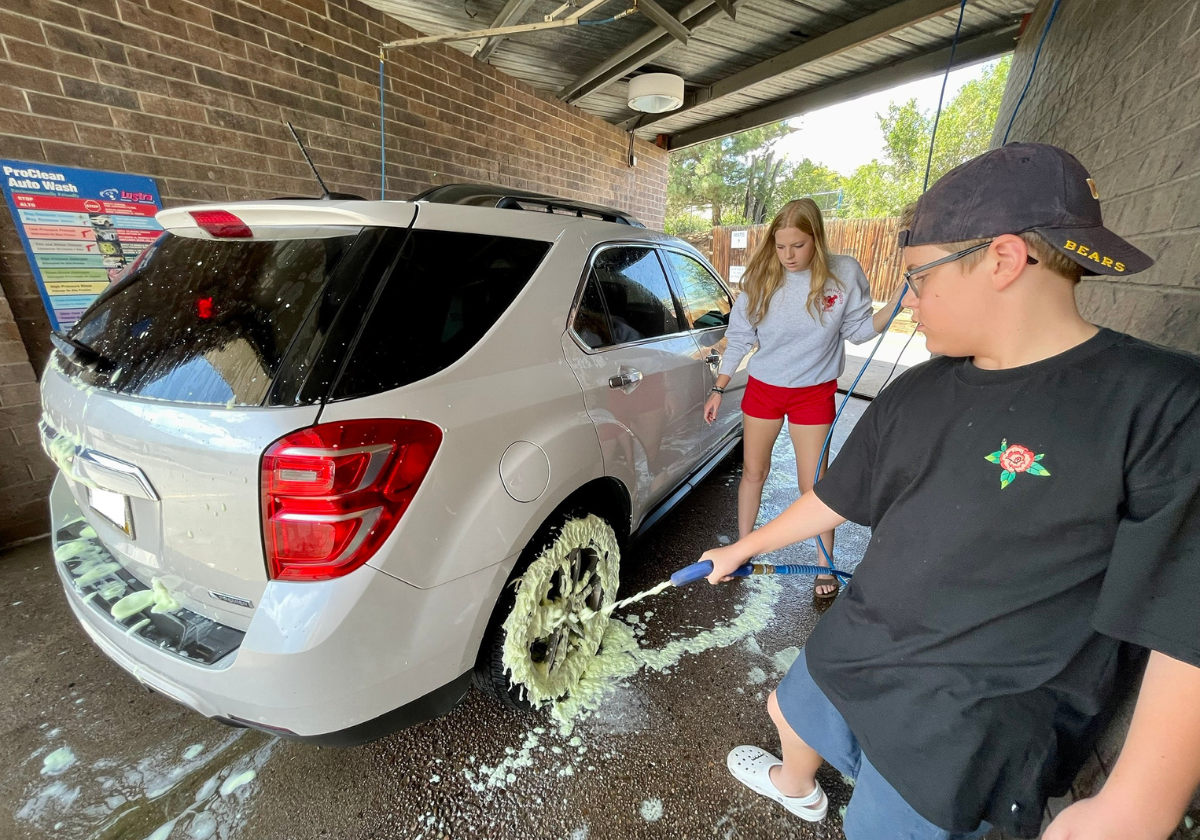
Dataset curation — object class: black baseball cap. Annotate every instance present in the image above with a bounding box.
[899,143,1153,276]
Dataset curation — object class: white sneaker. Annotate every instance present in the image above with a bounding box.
[727,745,828,822]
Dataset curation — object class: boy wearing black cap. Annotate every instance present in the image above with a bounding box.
[702,143,1200,839]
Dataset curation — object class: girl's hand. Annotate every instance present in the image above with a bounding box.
[704,392,722,424]
[873,282,907,334]
[701,544,753,584]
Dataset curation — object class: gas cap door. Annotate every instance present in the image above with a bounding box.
[499,441,550,503]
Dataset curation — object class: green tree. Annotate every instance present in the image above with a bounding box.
[666,122,794,227]
[840,160,894,218]
[665,56,1011,227]
[771,158,844,217]
[929,55,1010,176]
[741,148,785,224]
[841,56,1011,218]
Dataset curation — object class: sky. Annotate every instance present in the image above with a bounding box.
[774,58,1002,176]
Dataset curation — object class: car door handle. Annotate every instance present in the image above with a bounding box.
[705,351,721,366]
[608,370,643,389]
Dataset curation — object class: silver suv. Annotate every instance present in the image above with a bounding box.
[39,185,746,745]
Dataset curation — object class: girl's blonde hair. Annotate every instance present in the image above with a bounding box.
[742,198,841,326]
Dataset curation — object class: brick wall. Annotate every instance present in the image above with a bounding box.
[0,294,47,547]
[993,0,1200,353]
[987,5,1200,835]
[0,0,669,547]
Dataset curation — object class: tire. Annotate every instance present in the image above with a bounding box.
[473,509,620,712]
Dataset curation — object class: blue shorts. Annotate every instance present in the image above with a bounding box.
[775,648,992,840]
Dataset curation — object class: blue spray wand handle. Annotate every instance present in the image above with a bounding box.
[670,560,853,587]
[670,559,752,587]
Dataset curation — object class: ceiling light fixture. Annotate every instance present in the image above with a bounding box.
[628,72,684,113]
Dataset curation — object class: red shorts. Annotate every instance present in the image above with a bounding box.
[741,377,837,425]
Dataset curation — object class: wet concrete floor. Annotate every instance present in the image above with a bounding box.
[2,401,872,840]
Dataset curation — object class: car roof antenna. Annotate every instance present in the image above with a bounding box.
[286,121,332,199]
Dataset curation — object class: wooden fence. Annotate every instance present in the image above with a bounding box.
[710,217,904,302]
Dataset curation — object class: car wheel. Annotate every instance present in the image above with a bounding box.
[473,511,620,712]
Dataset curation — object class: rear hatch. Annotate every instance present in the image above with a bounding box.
[42,202,415,637]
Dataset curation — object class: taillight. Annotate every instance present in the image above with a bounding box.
[188,210,252,238]
[261,419,442,582]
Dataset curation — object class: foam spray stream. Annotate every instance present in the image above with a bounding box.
[591,559,853,618]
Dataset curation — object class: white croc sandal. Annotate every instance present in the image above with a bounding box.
[727,745,828,822]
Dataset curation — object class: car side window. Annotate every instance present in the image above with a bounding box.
[588,247,682,346]
[331,230,550,400]
[664,251,732,330]
[573,276,613,349]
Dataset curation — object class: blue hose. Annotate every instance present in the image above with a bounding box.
[811,0,1065,573]
[809,290,906,577]
[924,0,969,191]
[694,0,1057,596]
[808,0,970,579]
[379,54,386,199]
[1003,0,1064,144]
[579,7,637,26]
[770,563,853,584]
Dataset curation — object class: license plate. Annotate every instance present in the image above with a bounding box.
[88,487,131,534]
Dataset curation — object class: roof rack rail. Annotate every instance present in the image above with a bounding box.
[266,193,366,201]
[411,183,643,227]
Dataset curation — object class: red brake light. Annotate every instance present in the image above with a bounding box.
[261,419,442,582]
[188,210,252,238]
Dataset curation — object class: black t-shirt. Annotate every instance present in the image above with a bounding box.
[807,328,1200,838]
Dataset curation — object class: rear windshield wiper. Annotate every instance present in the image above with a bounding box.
[50,332,116,373]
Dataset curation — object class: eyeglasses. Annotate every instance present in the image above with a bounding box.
[902,240,1038,298]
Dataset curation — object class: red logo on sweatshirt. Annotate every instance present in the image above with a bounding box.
[822,292,842,312]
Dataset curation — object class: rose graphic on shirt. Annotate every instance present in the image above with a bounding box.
[985,439,1050,489]
[822,292,842,312]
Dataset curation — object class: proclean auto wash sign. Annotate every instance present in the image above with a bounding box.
[0,160,163,331]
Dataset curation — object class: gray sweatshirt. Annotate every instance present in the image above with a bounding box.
[718,254,879,388]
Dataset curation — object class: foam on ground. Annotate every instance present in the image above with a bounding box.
[548,575,782,735]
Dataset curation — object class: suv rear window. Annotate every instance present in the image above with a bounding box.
[68,230,368,406]
[330,230,550,401]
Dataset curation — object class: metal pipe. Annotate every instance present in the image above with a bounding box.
[381,0,609,50]
[559,0,723,103]
[379,51,385,199]
[473,0,538,61]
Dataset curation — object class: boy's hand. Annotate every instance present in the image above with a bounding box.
[1045,652,1200,840]
[700,545,753,584]
[1044,794,1171,840]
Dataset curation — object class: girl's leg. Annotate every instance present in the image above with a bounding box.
[739,414,785,539]
[789,422,836,595]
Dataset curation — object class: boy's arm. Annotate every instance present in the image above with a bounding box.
[1044,651,1200,840]
[701,491,846,583]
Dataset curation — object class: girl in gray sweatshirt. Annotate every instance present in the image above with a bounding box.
[704,199,901,599]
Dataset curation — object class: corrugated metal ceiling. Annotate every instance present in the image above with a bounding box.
[362,0,1032,145]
